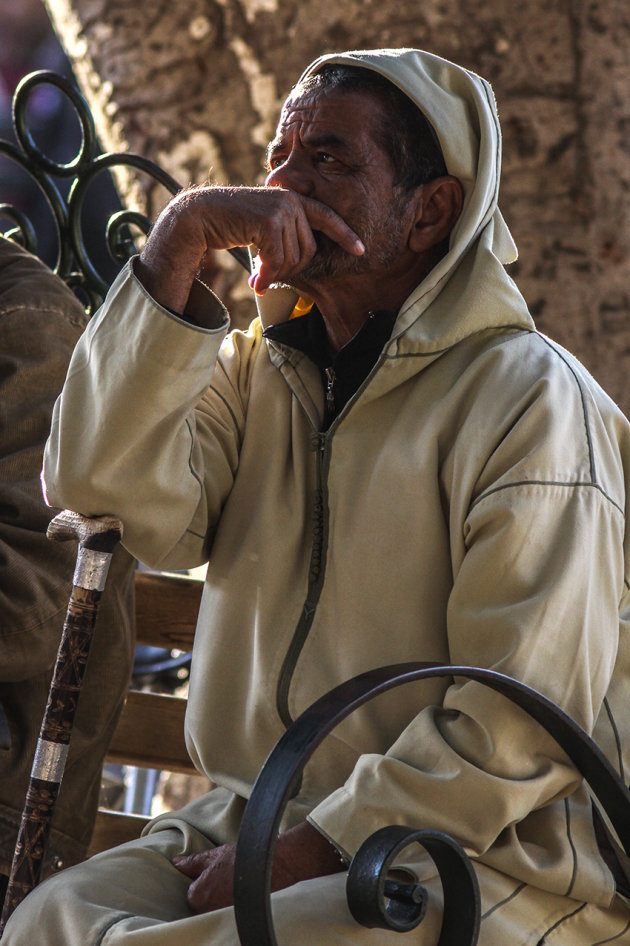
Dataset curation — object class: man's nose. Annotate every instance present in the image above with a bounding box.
[265,155,314,197]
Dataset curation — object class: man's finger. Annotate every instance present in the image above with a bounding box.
[252,223,294,293]
[172,851,213,878]
[280,222,302,276]
[294,211,318,267]
[301,197,365,257]
[252,221,302,293]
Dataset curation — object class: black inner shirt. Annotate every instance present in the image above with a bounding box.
[263,306,397,430]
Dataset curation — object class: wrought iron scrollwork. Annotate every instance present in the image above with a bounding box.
[346,825,480,942]
[233,662,630,946]
[0,70,250,312]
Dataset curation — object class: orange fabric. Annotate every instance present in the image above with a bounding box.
[290,297,314,319]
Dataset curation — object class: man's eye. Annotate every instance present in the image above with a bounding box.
[266,155,285,171]
[317,152,336,164]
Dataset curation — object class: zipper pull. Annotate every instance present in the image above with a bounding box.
[310,432,326,454]
[324,366,336,419]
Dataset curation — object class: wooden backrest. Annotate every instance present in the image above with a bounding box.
[88,570,203,856]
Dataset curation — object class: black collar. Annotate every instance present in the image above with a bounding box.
[264,306,397,428]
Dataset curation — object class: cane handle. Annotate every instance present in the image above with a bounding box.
[47,510,123,551]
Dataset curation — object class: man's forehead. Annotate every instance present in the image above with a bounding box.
[271,86,382,143]
[280,84,366,117]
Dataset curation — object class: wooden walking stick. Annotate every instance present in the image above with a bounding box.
[0,510,123,936]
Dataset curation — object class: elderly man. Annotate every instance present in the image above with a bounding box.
[5,47,630,945]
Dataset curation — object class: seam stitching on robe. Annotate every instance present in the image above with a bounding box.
[564,796,579,897]
[185,416,204,497]
[181,416,207,545]
[538,335,596,483]
[96,912,136,946]
[184,527,205,540]
[480,880,527,920]
[536,901,586,944]
[469,479,624,518]
[383,324,530,360]
[604,697,625,777]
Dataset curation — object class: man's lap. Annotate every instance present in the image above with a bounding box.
[3,822,630,946]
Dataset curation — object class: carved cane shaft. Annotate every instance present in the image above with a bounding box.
[0,512,123,936]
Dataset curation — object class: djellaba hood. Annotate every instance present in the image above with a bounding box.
[256,47,534,356]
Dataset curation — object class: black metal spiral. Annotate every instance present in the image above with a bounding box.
[233,662,630,946]
[0,70,250,312]
[346,824,480,942]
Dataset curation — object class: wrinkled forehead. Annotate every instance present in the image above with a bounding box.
[273,85,384,140]
[281,85,352,119]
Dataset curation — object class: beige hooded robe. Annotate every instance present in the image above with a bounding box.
[9,47,630,946]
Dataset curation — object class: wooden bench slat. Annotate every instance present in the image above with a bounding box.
[134,571,202,651]
[106,690,197,775]
[89,809,150,856]
[96,571,203,856]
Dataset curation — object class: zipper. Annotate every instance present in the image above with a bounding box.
[276,430,329,728]
[324,366,336,422]
[274,350,389,728]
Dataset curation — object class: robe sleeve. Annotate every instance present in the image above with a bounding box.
[43,259,262,571]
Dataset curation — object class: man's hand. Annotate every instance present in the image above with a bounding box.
[136,186,365,314]
[173,820,346,915]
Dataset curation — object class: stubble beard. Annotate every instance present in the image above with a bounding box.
[282,193,410,292]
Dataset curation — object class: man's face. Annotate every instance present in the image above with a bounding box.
[264,87,415,287]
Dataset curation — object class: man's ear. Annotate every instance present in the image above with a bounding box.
[407,176,464,254]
